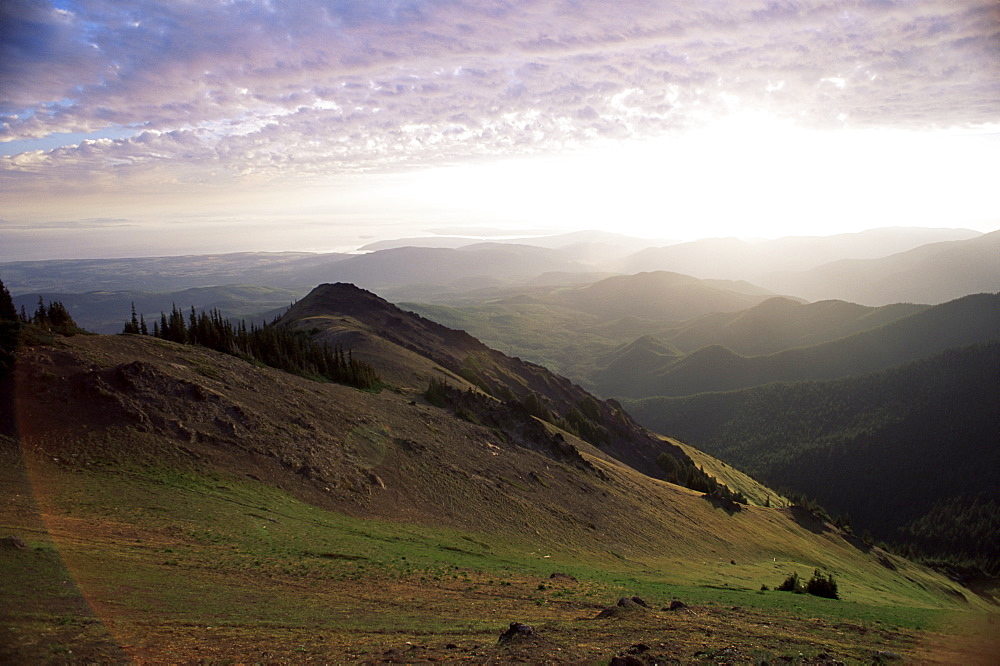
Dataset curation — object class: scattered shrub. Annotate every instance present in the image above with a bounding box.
[776,570,839,599]
[806,569,839,599]
[776,571,802,593]
[424,378,451,407]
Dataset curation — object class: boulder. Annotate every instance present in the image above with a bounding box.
[498,622,534,643]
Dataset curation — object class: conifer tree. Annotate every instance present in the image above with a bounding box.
[123,302,141,334]
[46,301,73,329]
[143,303,379,390]
[34,296,47,326]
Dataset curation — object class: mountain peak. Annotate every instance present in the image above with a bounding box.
[285,282,393,319]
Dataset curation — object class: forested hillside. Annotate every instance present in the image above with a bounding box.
[664,298,927,356]
[626,342,1000,574]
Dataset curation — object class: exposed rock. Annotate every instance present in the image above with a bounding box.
[596,596,651,618]
[498,622,535,643]
[610,656,644,666]
[1,535,28,549]
[873,650,902,661]
[549,572,577,582]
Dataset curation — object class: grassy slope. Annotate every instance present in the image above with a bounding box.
[4,447,996,663]
[2,334,997,662]
[666,436,791,509]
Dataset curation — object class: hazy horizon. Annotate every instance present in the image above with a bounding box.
[2,1,998,261]
[0,224,994,264]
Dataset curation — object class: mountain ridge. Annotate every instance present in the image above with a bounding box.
[279,282,687,481]
[756,230,1000,305]
[4,281,996,662]
[617,227,983,282]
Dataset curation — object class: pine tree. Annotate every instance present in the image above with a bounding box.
[123,302,140,334]
[34,296,47,326]
[45,301,78,334]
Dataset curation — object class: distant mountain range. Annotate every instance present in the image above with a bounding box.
[593,293,1000,398]
[3,226,996,308]
[617,227,982,281]
[755,230,1000,305]
[552,271,777,321]
[663,298,928,356]
[359,229,669,254]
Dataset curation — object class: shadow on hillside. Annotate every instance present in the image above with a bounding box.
[786,506,830,535]
[701,493,743,515]
[843,532,874,554]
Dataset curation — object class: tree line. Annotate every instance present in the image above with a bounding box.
[124,303,380,391]
[655,451,748,505]
[1,279,85,377]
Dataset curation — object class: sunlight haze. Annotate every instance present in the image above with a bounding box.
[2,0,998,259]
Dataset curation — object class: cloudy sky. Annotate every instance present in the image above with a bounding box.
[2,0,998,260]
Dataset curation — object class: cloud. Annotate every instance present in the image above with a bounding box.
[1,0,998,196]
[0,217,135,230]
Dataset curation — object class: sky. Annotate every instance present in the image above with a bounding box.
[2,0,999,261]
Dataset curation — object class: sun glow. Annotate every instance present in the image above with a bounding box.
[394,116,1000,241]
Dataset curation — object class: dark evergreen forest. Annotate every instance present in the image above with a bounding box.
[628,342,1000,575]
